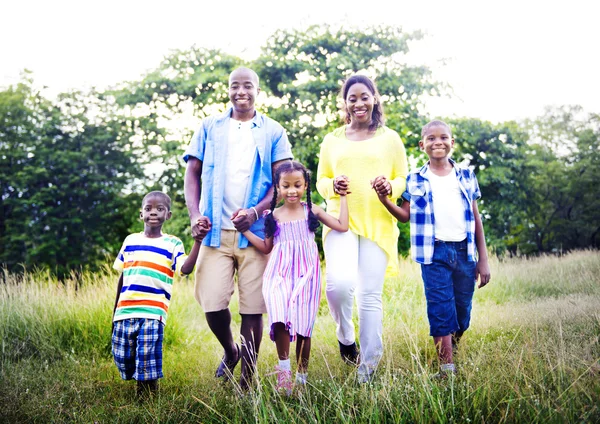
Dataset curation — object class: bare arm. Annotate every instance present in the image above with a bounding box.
[181,240,201,276]
[111,273,124,333]
[312,195,349,232]
[380,196,410,223]
[473,201,491,288]
[232,159,289,232]
[372,175,409,222]
[113,274,123,318]
[184,157,211,239]
[242,230,274,254]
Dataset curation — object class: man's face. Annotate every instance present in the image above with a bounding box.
[228,69,260,115]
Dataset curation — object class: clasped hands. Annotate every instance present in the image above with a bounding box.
[230,208,257,233]
[333,175,351,195]
[334,175,391,197]
[191,215,211,242]
[370,175,392,198]
[191,207,259,238]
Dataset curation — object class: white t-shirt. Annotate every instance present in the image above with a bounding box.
[221,119,255,229]
[427,169,467,242]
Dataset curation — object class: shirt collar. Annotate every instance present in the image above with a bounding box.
[217,107,264,128]
[418,158,457,177]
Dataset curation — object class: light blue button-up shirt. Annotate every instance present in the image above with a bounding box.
[183,108,293,248]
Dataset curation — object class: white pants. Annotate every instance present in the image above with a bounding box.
[324,230,388,376]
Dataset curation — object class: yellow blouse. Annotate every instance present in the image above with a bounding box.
[316,126,408,276]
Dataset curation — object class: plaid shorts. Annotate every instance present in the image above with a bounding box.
[112,318,164,381]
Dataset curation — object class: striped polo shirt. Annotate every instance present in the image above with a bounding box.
[113,232,187,324]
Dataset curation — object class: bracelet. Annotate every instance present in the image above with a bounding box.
[250,206,259,221]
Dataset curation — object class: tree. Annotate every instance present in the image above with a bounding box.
[448,118,531,254]
[0,76,141,277]
[521,106,600,252]
[255,24,438,174]
[449,107,600,255]
[109,26,442,255]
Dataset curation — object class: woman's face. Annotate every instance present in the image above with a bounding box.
[345,82,375,125]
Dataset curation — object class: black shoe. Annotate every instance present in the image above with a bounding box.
[136,379,158,400]
[215,344,241,379]
[339,341,359,365]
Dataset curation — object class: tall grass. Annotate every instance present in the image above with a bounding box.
[1,251,599,423]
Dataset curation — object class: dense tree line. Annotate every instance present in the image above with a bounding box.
[1,26,598,276]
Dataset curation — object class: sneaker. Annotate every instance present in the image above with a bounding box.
[339,341,359,366]
[432,364,457,380]
[357,371,373,384]
[274,366,293,396]
[136,379,158,400]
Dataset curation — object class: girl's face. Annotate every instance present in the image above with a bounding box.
[345,82,375,125]
[278,170,307,205]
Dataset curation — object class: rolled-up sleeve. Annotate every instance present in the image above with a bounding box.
[471,170,482,201]
[183,121,206,163]
[271,125,293,162]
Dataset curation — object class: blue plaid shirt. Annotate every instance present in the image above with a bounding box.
[402,159,481,264]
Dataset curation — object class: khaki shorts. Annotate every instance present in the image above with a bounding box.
[194,230,268,314]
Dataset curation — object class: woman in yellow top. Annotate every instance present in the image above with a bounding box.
[316,74,408,383]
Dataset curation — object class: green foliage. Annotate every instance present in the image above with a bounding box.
[0,76,141,277]
[2,27,599,277]
[107,25,439,257]
[447,109,600,256]
[255,24,436,175]
[448,118,531,254]
[521,106,600,252]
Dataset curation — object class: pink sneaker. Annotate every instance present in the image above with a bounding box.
[274,366,293,396]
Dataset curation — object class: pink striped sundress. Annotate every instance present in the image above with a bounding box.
[263,203,321,342]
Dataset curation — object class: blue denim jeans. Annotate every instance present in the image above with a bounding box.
[420,239,476,337]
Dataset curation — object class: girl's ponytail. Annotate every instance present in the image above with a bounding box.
[304,169,320,233]
[264,176,280,238]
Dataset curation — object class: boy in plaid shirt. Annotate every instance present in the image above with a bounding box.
[373,120,491,376]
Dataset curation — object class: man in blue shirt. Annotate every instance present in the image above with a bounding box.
[183,67,293,390]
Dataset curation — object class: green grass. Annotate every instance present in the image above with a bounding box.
[1,251,599,423]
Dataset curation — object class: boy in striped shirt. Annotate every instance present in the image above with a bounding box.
[112,191,209,397]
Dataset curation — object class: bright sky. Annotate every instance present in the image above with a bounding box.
[1,0,597,123]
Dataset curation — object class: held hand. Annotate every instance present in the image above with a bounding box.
[476,259,491,288]
[194,216,211,242]
[231,208,256,233]
[191,214,211,240]
[371,175,392,198]
[333,175,351,195]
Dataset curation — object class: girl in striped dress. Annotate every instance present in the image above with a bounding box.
[243,160,348,394]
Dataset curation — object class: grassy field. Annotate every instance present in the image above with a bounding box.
[1,251,599,423]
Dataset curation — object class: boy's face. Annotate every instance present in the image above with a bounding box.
[140,195,171,229]
[229,68,260,115]
[419,124,455,160]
